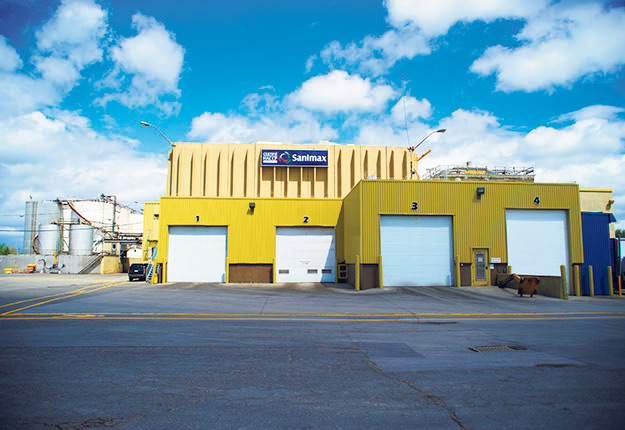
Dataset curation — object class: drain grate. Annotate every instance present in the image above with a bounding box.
[469,345,527,352]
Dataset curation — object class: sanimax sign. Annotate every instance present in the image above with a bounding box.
[261,149,329,167]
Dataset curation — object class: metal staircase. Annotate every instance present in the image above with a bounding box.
[78,254,103,274]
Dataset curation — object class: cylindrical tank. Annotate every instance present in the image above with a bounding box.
[37,201,62,225]
[38,224,61,255]
[69,224,94,255]
[23,201,38,254]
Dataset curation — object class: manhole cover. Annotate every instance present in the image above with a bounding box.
[469,345,527,352]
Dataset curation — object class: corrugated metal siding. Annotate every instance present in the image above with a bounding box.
[166,143,412,199]
[157,197,342,278]
[580,212,612,295]
[338,182,362,263]
[349,180,582,265]
[141,202,159,262]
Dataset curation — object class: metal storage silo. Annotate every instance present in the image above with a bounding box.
[23,201,38,254]
[69,224,94,255]
[39,224,62,255]
[37,201,62,225]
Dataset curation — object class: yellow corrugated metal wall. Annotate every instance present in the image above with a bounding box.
[342,180,583,265]
[141,202,159,262]
[156,197,342,281]
[166,143,413,199]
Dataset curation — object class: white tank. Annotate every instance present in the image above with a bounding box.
[37,201,62,225]
[38,224,61,255]
[23,201,38,254]
[69,224,94,255]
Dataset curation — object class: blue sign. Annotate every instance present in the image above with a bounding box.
[261,149,328,167]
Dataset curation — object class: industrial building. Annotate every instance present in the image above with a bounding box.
[144,142,587,292]
[18,196,143,274]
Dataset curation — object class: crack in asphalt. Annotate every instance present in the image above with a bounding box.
[346,328,467,430]
[362,355,467,430]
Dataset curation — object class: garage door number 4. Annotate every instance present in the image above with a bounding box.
[533,196,540,206]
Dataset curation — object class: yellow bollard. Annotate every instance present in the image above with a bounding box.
[455,255,461,287]
[588,265,594,297]
[355,255,360,291]
[272,258,276,283]
[225,257,230,284]
[574,265,581,297]
[378,255,383,289]
[560,265,569,300]
[607,266,614,296]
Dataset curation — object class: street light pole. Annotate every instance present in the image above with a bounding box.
[140,121,175,146]
[409,129,446,179]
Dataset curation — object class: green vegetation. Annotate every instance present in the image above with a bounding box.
[0,243,18,255]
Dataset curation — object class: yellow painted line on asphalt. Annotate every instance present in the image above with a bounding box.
[1,315,625,322]
[0,281,128,316]
[5,311,625,317]
[0,283,111,309]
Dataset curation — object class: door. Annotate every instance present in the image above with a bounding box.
[506,210,569,279]
[167,226,227,282]
[380,215,454,287]
[275,227,335,282]
[473,249,489,285]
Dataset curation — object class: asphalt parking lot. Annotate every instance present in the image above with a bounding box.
[1,274,625,429]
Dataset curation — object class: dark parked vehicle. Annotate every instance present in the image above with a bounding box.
[128,263,148,281]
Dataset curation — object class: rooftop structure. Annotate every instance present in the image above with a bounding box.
[424,163,535,182]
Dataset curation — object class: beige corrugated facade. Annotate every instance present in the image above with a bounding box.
[166,143,413,199]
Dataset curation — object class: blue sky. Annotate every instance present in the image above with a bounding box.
[1,0,625,249]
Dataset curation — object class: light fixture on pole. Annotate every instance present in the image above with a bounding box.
[140,121,175,146]
[409,129,446,179]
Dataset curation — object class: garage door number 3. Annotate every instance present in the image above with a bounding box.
[411,202,419,211]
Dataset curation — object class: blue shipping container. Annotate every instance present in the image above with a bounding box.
[580,212,617,295]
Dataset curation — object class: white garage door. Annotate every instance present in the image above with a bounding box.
[167,226,227,282]
[506,210,569,277]
[380,216,453,287]
[276,227,335,282]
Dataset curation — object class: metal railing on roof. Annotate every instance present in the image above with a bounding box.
[424,164,535,182]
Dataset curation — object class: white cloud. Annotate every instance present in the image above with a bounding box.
[0,0,107,119]
[471,3,625,92]
[318,26,430,77]
[390,96,432,125]
[288,70,396,113]
[0,111,166,217]
[187,110,337,144]
[385,0,548,37]
[315,0,547,77]
[99,13,185,115]
[0,74,61,120]
[0,36,23,72]
[34,0,107,90]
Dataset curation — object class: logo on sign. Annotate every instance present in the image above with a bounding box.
[279,152,291,164]
[261,149,329,167]
[262,151,278,164]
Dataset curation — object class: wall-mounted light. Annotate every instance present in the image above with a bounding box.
[476,187,485,199]
[249,202,255,213]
